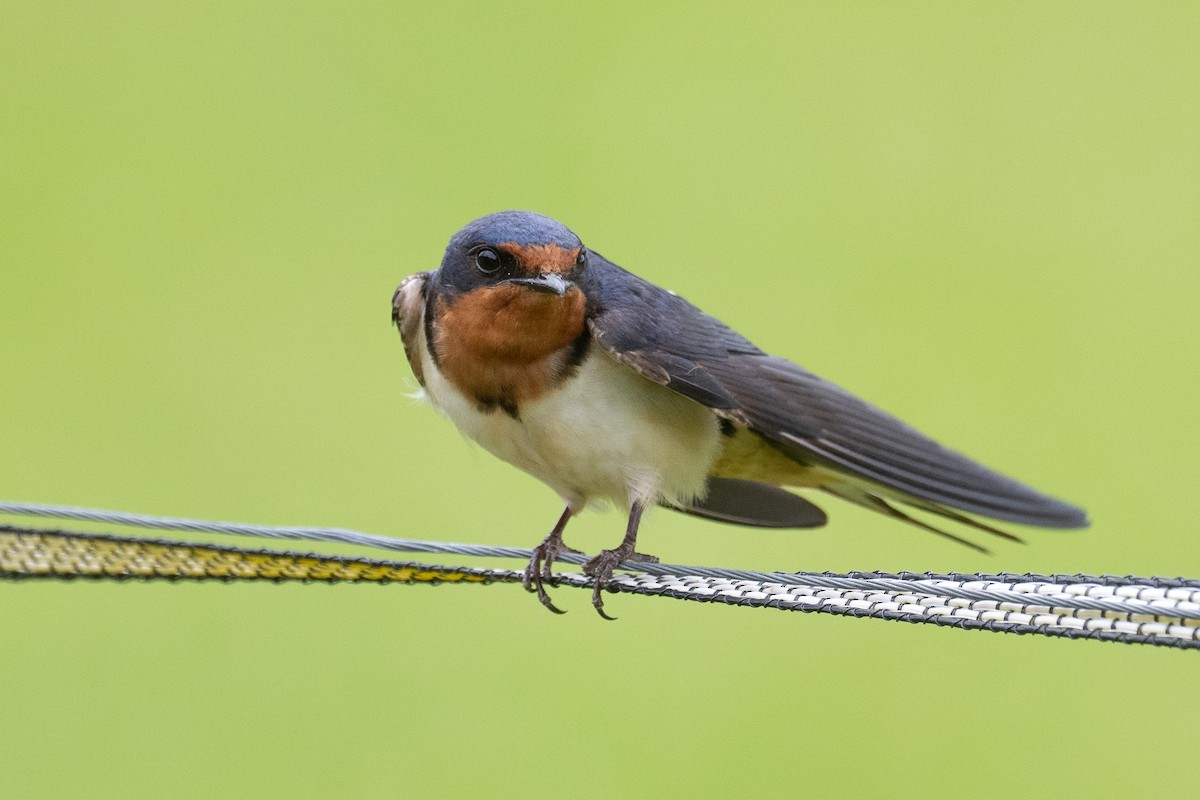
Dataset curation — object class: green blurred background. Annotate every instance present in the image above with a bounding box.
[2,2,1198,797]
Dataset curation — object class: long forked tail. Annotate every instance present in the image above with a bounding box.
[821,483,1026,554]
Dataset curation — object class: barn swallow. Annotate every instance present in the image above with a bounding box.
[392,210,1088,618]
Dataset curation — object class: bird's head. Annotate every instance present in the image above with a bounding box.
[427,211,591,366]
[433,210,588,299]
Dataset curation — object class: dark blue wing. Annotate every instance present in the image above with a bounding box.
[583,253,1088,529]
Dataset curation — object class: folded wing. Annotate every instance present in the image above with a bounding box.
[392,272,430,387]
[583,254,1088,530]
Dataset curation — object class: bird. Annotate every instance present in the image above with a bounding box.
[391,210,1088,618]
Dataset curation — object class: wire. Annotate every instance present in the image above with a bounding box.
[2,501,1198,650]
[1,525,505,585]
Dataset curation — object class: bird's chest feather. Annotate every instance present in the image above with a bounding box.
[419,329,721,509]
[430,285,588,416]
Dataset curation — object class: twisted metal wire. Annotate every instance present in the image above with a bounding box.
[3,501,1198,650]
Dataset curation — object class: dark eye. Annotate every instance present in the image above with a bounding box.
[474,248,501,274]
[576,248,587,267]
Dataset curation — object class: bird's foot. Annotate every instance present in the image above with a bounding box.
[582,546,659,620]
[522,529,582,615]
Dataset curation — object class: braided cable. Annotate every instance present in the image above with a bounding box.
[4,524,1197,650]
[2,501,1197,650]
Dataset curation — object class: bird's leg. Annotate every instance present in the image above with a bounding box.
[522,506,581,614]
[582,501,658,620]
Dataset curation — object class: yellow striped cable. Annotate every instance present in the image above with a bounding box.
[6,521,1200,650]
[0,525,509,586]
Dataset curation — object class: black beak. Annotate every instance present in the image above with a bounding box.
[507,274,573,296]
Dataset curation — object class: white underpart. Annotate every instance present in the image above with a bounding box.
[417,330,721,514]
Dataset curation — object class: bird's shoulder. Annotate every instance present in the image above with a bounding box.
[392,271,431,387]
[582,254,762,412]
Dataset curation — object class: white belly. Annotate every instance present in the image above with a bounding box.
[420,341,722,512]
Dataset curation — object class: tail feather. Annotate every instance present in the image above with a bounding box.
[820,483,1014,554]
[665,477,828,529]
[898,496,1025,544]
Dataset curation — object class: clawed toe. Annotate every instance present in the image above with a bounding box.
[519,502,653,619]
[541,543,581,582]
[523,552,567,615]
[584,554,619,620]
[522,508,578,615]
[582,546,657,620]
